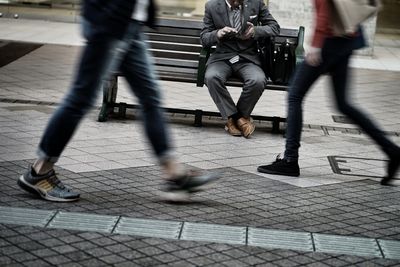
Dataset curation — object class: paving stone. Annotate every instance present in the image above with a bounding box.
[64,251,91,262]
[22,259,53,267]
[10,251,37,262]
[99,254,126,265]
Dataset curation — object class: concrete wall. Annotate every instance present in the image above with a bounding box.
[192,0,377,56]
[268,0,376,55]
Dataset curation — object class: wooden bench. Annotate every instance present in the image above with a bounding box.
[98,18,305,133]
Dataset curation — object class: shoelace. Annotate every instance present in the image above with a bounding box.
[274,154,284,163]
[47,175,68,191]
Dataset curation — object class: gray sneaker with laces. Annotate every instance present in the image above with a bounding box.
[18,167,80,202]
[160,170,220,202]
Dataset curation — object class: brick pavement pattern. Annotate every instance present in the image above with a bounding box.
[0,41,400,266]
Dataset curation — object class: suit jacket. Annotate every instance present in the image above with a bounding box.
[200,0,280,66]
[82,0,157,39]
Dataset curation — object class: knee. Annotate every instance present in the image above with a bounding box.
[63,94,93,116]
[205,70,226,87]
[244,76,266,95]
[140,90,161,111]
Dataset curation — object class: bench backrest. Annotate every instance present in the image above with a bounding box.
[141,18,303,89]
[143,18,203,83]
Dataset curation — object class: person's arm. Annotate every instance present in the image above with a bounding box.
[312,0,331,48]
[251,0,280,39]
[307,0,331,66]
[200,1,220,47]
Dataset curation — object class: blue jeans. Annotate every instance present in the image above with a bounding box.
[284,37,398,161]
[38,20,172,163]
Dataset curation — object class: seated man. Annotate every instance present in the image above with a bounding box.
[200,0,280,138]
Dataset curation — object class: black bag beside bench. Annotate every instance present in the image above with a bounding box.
[258,36,299,86]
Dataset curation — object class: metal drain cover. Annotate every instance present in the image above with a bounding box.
[114,217,182,239]
[248,228,313,251]
[180,222,246,245]
[378,239,400,259]
[0,206,55,227]
[48,211,119,233]
[313,233,382,258]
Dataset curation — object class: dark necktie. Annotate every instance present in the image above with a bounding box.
[232,8,242,33]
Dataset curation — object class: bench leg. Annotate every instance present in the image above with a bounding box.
[98,75,118,122]
[194,109,203,127]
[272,116,281,134]
[118,102,127,119]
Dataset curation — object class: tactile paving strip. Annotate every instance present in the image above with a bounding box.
[48,211,119,233]
[378,239,400,260]
[313,233,382,258]
[0,206,55,227]
[248,228,313,251]
[2,206,400,260]
[180,222,246,245]
[114,217,182,239]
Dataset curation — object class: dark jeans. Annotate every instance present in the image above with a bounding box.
[38,19,172,163]
[284,37,398,161]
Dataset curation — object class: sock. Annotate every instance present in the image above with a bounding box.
[32,160,54,175]
[229,112,241,121]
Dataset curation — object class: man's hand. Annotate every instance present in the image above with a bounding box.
[217,27,238,40]
[305,47,322,67]
[240,22,255,40]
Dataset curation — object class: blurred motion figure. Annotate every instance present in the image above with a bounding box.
[257,0,400,185]
[17,0,218,202]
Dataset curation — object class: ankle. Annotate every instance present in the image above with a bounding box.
[32,159,54,175]
[284,157,298,163]
[161,160,185,180]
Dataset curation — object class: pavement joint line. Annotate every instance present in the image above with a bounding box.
[1,97,399,136]
[1,205,399,259]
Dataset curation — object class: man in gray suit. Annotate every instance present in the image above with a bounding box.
[200,0,280,138]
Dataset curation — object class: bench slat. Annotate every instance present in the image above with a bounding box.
[148,41,202,53]
[155,18,203,29]
[145,27,201,37]
[151,50,200,61]
[156,65,198,75]
[146,33,201,45]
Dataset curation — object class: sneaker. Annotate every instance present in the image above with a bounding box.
[18,167,80,202]
[257,155,300,177]
[381,151,400,186]
[160,170,219,202]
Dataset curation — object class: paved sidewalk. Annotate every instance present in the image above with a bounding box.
[0,19,400,266]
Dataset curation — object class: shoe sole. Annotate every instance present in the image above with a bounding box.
[160,172,220,202]
[159,190,191,202]
[18,175,79,202]
[224,126,242,136]
[381,158,400,186]
[257,167,300,177]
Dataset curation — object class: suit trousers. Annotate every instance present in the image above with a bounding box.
[204,60,266,119]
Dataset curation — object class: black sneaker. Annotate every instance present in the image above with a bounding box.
[160,171,219,202]
[257,156,300,177]
[381,152,400,186]
[18,167,80,202]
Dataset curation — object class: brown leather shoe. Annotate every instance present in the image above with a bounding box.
[237,117,255,138]
[225,118,242,136]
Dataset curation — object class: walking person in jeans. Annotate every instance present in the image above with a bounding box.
[257,0,400,185]
[18,0,218,202]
